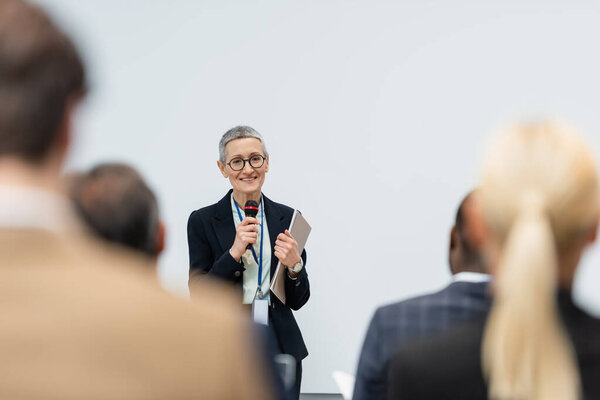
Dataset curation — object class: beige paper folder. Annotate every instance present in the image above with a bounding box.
[271,210,311,304]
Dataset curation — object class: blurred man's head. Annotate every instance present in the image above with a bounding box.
[449,191,486,275]
[0,0,85,173]
[70,163,164,259]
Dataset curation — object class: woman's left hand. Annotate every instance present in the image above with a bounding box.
[274,229,301,268]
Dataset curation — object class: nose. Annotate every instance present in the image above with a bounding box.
[242,160,254,174]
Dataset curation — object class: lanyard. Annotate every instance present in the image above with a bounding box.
[234,197,264,296]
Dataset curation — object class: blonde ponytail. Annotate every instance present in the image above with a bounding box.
[482,192,580,400]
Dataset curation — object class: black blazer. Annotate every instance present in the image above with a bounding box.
[387,291,600,399]
[353,281,491,400]
[187,190,310,361]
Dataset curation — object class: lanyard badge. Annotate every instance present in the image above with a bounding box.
[234,196,265,300]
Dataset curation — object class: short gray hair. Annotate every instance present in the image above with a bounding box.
[219,125,268,163]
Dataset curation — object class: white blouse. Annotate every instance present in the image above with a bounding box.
[230,194,272,304]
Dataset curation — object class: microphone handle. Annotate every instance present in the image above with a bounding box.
[244,204,258,251]
[246,222,257,250]
[246,220,256,250]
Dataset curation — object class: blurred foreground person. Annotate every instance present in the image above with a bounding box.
[0,1,273,399]
[69,163,165,263]
[388,122,600,400]
[353,192,491,400]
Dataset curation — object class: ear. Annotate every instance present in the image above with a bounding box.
[264,154,269,173]
[586,217,599,245]
[155,220,166,256]
[56,117,71,161]
[449,226,457,251]
[217,160,228,178]
[53,96,81,167]
[449,226,459,274]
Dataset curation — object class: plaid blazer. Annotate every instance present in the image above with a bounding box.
[387,291,600,399]
[352,281,491,400]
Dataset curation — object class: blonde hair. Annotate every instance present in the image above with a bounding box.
[479,121,600,400]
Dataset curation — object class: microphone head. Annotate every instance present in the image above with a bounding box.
[244,200,259,219]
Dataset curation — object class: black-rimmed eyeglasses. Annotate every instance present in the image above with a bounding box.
[226,154,266,171]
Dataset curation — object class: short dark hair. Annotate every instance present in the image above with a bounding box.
[70,163,160,256]
[0,0,86,162]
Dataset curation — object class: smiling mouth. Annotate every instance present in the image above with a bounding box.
[240,177,257,182]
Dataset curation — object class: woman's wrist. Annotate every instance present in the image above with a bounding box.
[229,248,243,262]
[285,256,303,274]
[291,255,302,267]
[287,269,300,279]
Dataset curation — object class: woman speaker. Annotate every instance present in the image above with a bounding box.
[187,126,310,399]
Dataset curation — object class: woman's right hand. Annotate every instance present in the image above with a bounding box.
[229,217,259,261]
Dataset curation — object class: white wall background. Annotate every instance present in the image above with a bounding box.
[35,0,600,393]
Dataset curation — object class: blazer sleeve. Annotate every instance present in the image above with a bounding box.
[187,210,245,283]
[283,248,310,311]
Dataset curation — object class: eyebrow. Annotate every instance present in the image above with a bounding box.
[229,151,264,159]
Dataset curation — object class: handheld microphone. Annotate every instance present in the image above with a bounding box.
[244,200,259,250]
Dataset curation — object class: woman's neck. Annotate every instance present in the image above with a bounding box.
[232,190,261,207]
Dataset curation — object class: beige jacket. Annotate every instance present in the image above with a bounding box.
[0,228,274,400]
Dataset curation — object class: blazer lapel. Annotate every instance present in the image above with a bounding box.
[264,194,287,279]
[212,190,236,253]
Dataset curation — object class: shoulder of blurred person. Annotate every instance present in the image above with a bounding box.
[0,227,274,399]
[386,290,600,400]
[0,0,274,398]
[352,192,491,400]
[387,316,488,399]
[353,281,491,400]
